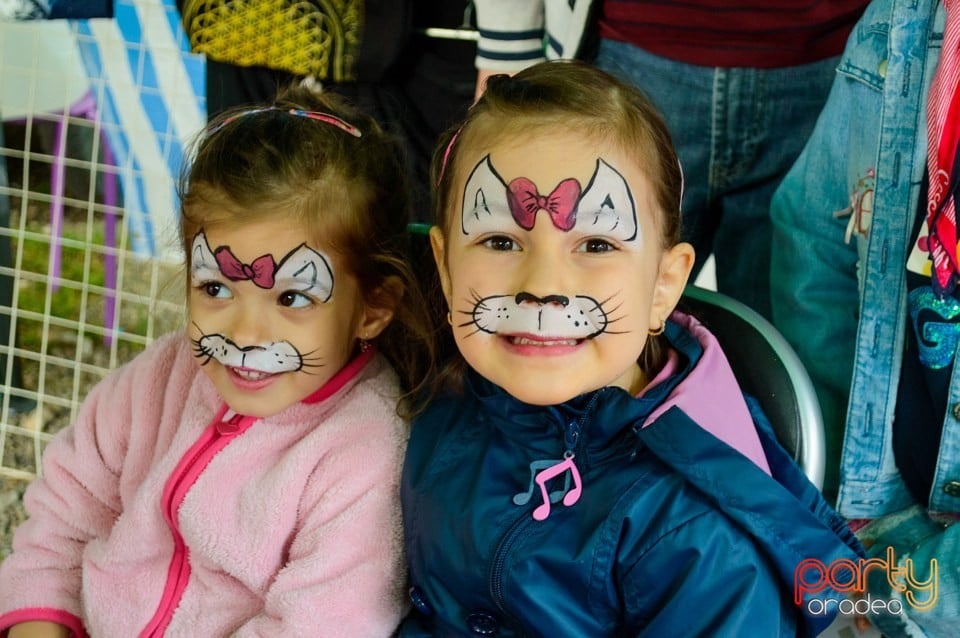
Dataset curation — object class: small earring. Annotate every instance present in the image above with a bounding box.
[359,338,371,352]
[648,319,665,336]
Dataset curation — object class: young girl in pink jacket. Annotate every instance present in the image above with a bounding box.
[0,84,434,638]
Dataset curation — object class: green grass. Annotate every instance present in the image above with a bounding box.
[14,226,108,352]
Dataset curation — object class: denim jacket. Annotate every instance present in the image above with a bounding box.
[770,0,960,519]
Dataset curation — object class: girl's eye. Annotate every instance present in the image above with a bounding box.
[578,238,616,253]
[201,281,232,299]
[482,235,519,251]
[278,290,312,308]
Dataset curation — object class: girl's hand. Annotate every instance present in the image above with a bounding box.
[8,621,70,638]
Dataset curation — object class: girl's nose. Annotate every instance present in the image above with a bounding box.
[227,301,271,347]
[514,246,569,300]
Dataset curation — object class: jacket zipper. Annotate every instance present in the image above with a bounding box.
[490,418,585,615]
[139,408,249,637]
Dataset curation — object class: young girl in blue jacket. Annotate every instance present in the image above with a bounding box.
[400,60,862,637]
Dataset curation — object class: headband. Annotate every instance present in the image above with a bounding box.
[210,107,362,138]
[437,126,463,186]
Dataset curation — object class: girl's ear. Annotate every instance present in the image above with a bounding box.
[429,226,453,307]
[356,276,402,340]
[649,242,695,331]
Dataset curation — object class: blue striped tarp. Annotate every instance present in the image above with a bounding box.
[70,0,206,261]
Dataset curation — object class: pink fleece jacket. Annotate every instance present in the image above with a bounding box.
[0,333,410,637]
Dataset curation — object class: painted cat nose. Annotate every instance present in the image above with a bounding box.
[514,292,569,307]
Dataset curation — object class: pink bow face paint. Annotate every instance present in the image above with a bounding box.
[213,246,277,288]
[187,223,367,417]
[191,232,334,301]
[461,155,639,240]
[507,176,581,231]
[437,134,668,405]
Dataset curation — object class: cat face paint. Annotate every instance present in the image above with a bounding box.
[458,154,639,340]
[191,231,334,301]
[437,135,667,405]
[188,225,367,417]
[190,231,334,375]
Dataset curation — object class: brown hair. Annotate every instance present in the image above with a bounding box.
[179,83,435,414]
[427,60,684,390]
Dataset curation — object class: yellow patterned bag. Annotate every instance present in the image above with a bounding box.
[180,0,364,82]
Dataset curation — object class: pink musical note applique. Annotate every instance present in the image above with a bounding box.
[529,453,583,521]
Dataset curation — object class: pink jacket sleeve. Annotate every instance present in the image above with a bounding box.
[0,336,190,635]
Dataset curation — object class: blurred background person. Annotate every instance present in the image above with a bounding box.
[771,0,958,632]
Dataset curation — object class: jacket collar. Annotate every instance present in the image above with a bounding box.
[463,319,700,455]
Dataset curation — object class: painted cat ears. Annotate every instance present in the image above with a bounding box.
[460,155,639,241]
[190,232,334,302]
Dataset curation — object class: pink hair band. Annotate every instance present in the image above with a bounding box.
[288,109,362,137]
[437,127,463,186]
[211,107,362,138]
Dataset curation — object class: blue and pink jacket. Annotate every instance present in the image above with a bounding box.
[401,311,862,636]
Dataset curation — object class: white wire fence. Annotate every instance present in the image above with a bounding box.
[0,4,203,556]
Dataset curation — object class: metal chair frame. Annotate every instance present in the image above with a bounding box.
[680,285,826,488]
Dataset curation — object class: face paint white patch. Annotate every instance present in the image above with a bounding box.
[194,333,306,373]
[461,155,514,236]
[190,232,221,283]
[469,293,608,339]
[273,244,334,302]
[191,231,335,302]
[574,159,639,241]
[460,156,640,242]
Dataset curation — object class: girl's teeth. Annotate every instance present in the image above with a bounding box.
[511,337,577,346]
[234,368,270,381]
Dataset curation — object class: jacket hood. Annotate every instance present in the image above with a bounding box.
[643,311,771,473]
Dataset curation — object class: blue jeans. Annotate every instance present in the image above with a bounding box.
[595,40,839,319]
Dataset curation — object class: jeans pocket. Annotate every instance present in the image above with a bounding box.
[835,4,891,92]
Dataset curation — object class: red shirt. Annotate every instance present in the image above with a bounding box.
[599,1,869,68]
